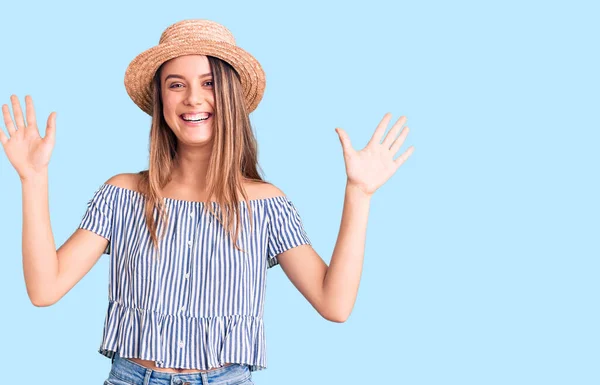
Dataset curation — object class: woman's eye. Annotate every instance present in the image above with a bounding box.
[168,81,211,88]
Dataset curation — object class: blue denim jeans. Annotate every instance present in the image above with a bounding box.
[104,352,254,385]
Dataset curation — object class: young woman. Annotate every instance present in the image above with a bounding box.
[0,19,414,385]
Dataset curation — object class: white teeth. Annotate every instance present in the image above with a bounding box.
[182,113,210,121]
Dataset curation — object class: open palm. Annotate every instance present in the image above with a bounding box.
[335,113,414,196]
[0,95,56,180]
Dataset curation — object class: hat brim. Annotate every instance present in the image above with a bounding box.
[124,39,265,115]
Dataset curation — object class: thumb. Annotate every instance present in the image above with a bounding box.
[335,127,352,153]
[44,112,56,145]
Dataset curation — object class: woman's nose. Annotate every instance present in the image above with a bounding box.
[184,87,204,105]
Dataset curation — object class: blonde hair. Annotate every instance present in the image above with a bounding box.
[135,55,268,254]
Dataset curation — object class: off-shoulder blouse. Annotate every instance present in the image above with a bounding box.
[78,183,312,371]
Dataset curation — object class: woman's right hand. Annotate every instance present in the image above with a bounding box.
[0,95,56,181]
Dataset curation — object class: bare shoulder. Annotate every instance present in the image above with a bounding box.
[104,172,142,192]
[102,174,285,200]
[244,180,287,200]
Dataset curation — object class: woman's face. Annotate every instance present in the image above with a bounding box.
[160,55,215,145]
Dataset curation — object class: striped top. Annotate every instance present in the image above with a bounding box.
[78,183,312,371]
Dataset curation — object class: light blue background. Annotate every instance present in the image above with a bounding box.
[0,0,598,384]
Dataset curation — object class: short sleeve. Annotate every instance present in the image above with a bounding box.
[78,184,114,255]
[266,197,312,268]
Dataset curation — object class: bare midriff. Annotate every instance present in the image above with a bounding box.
[127,357,233,373]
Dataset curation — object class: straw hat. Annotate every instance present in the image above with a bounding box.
[124,19,266,115]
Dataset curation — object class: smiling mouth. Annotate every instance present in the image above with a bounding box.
[180,113,212,122]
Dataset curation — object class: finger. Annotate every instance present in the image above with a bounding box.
[382,116,407,148]
[2,103,16,136]
[10,95,26,130]
[44,112,57,145]
[394,145,415,168]
[366,112,393,148]
[335,127,354,155]
[390,125,410,155]
[25,95,37,128]
[0,126,8,145]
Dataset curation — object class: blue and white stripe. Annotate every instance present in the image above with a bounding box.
[79,183,311,371]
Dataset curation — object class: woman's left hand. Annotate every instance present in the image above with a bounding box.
[335,113,414,197]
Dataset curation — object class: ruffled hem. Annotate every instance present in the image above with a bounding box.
[98,300,267,371]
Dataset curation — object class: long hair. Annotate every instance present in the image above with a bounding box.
[135,55,268,255]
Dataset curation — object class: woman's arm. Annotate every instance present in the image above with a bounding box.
[321,183,371,321]
[20,172,109,307]
[2,95,108,306]
[20,172,60,306]
[278,113,414,321]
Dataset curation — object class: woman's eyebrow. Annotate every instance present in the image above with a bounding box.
[164,73,213,82]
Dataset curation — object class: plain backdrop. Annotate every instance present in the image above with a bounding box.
[0,1,598,384]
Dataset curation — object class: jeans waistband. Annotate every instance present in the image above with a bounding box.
[109,351,251,385]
